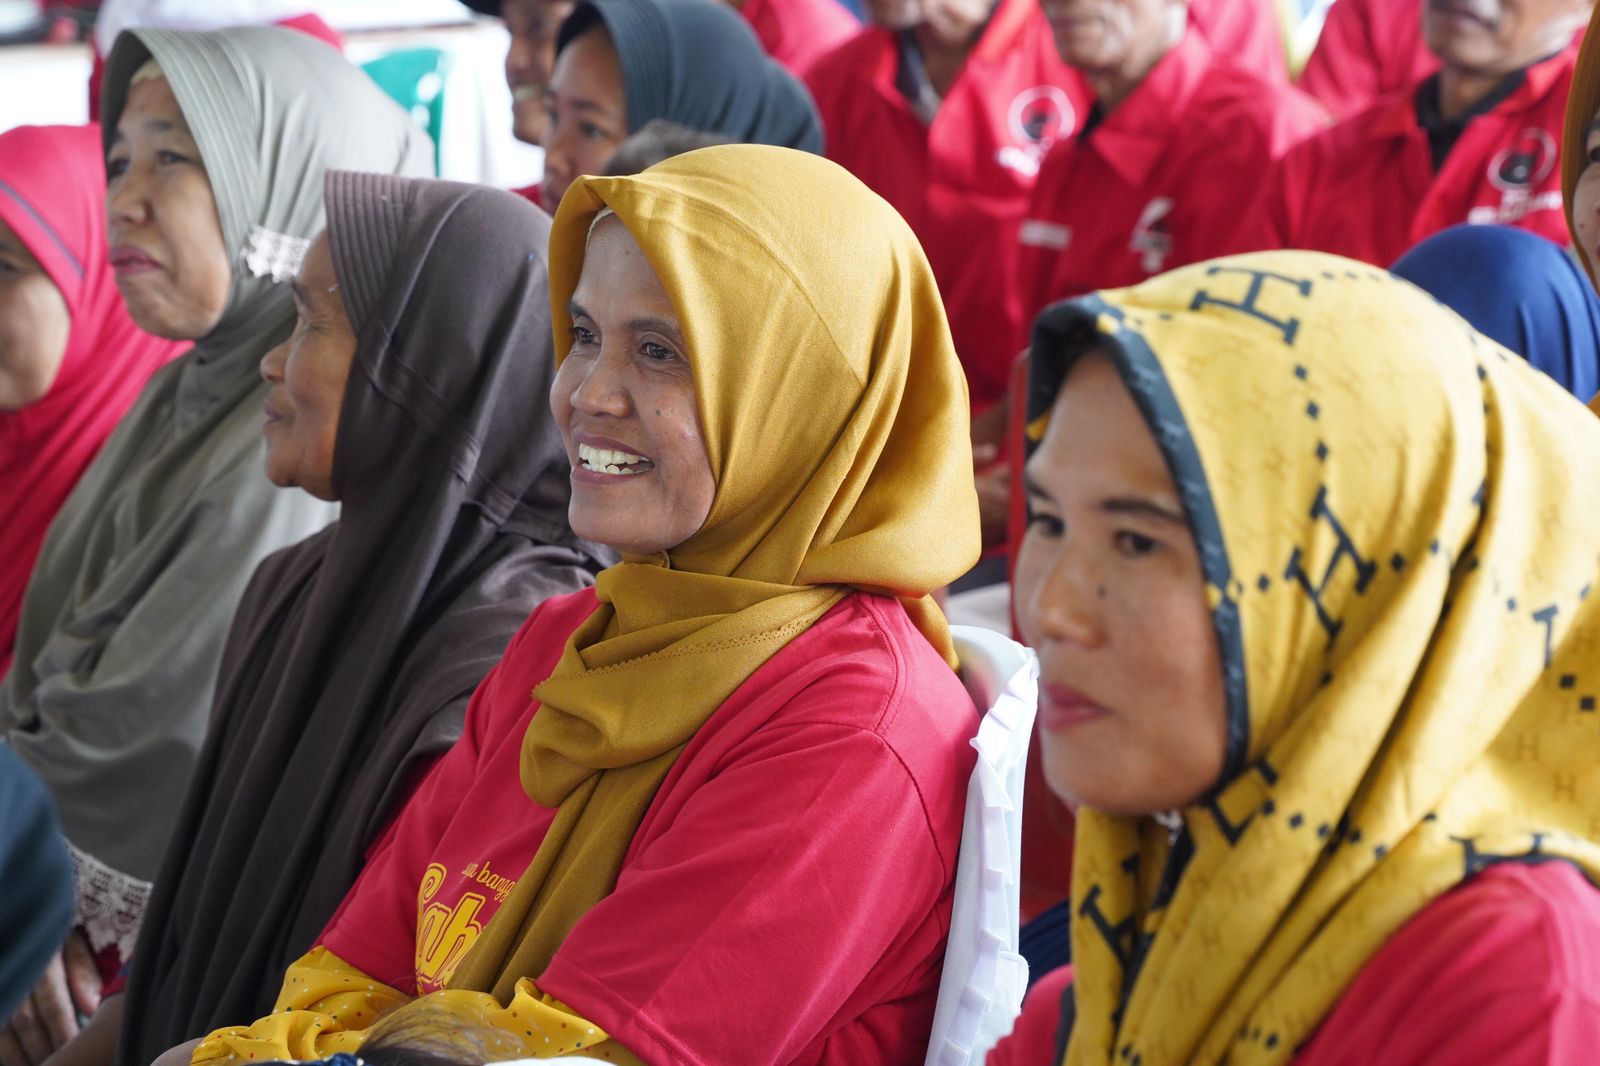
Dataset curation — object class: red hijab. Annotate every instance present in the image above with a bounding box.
[0,124,186,675]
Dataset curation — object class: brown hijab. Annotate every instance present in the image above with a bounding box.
[117,173,609,1064]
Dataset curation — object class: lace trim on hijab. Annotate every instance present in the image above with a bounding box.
[70,841,152,957]
[243,224,310,283]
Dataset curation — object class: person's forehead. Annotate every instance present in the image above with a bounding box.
[118,77,191,132]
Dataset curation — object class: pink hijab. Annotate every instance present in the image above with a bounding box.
[0,124,186,675]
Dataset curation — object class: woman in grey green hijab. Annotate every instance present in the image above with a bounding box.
[0,26,432,1060]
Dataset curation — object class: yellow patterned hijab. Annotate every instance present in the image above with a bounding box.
[449,145,980,998]
[1024,251,1600,1065]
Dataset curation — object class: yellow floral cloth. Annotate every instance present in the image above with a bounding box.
[1024,250,1600,1065]
[193,947,640,1064]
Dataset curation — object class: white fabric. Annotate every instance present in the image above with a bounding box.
[926,626,1038,1066]
[70,839,151,958]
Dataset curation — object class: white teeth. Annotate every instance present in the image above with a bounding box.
[577,442,651,475]
[512,85,541,103]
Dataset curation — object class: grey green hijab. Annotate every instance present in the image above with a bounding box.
[0,25,432,960]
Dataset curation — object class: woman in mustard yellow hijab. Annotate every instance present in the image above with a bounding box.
[992,250,1600,1065]
[161,145,983,1066]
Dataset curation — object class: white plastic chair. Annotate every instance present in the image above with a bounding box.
[924,625,1039,1066]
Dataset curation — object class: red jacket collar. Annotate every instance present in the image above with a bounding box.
[1369,39,1580,140]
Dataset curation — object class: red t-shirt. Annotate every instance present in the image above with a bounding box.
[741,0,859,79]
[1297,0,1435,121]
[1244,43,1577,267]
[989,861,1600,1065]
[1017,32,1324,331]
[318,588,978,1065]
[806,0,1091,411]
[1188,0,1289,85]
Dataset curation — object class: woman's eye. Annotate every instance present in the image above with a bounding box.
[1114,530,1158,556]
[1025,509,1064,537]
[107,157,129,179]
[581,122,609,142]
[157,149,191,166]
[641,341,676,362]
[570,325,598,346]
[1588,140,1600,166]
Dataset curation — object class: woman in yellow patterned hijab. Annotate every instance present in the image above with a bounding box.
[1004,250,1600,1065]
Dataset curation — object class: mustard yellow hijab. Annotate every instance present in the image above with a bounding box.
[449,144,981,998]
[1026,251,1600,1065]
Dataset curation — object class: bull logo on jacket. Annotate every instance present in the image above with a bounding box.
[1130,197,1175,274]
[1471,127,1560,225]
[998,86,1075,178]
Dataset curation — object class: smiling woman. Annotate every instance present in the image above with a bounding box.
[190,144,983,1066]
[554,213,715,555]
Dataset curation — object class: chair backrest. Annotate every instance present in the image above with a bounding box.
[925,625,1038,1066]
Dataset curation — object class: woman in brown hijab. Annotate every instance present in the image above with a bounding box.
[102,172,609,1066]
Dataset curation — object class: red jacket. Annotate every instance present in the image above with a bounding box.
[806,0,1091,410]
[1298,0,1435,120]
[1189,0,1289,85]
[990,861,1600,1065]
[1018,32,1324,332]
[1246,43,1577,267]
[741,0,859,79]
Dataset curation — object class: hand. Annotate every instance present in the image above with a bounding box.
[969,401,1010,471]
[149,1039,202,1066]
[976,462,1011,552]
[0,933,101,1066]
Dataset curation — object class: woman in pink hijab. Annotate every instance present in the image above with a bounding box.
[0,123,185,676]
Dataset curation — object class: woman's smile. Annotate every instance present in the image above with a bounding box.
[574,435,655,477]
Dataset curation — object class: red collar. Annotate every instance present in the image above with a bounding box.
[1369,41,1579,140]
[1082,30,1212,187]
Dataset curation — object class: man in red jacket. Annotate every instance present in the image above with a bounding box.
[1247,0,1590,266]
[1018,0,1325,329]
[807,0,1289,417]
[807,0,1089,417]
